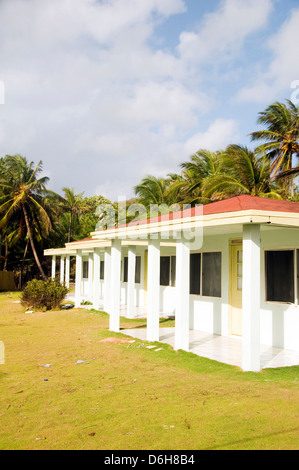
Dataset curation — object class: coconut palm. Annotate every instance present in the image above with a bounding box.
[60,187,89,243]
[134,175,172,207]
[201,145,282,200]
[250,100,299,193]
[177,149,221,204]
[0,155,56,280]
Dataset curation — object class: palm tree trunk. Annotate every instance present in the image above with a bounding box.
[67,213,72,243]
[3,237,8,271]
[22,204,47,280]
[19,238,29,288]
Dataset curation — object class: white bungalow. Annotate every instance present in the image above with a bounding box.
[44,195,299,372]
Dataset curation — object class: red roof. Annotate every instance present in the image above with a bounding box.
[203,195,299,215]
[70,196,299,242]
[124,195,299,228]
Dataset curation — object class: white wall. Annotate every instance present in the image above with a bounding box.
[79,228,299,352]
[260,227,299,351]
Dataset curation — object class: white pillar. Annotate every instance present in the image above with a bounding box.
[93,249,100,310]
[51,255,56,280]
[104,247,111,313]
[60,255,65,284]
[175,241,190,351]
[127,246,136,319]
[75,251,82,308]
[242,224,261,372]
[110,239,122,332]
[65,255,70,289]
[147,238,160,342]
[88,252,94,300]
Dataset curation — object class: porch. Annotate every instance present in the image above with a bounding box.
[69,294,299,370]
[121,326,299,370]
[45,195,299,372]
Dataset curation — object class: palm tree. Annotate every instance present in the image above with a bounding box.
[0,155,55,280]
[201,145,282,200]
[177,149,221,205]
[250,100,299,193]
[61,187,88,243]
[134,176,172,207]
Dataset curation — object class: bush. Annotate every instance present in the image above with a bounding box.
[21,278,69,311]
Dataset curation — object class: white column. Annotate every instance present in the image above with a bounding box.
[51,255,56,280]
[60,255,65,284]
[242,224,261,372]
[175,241,190,351]
[104,247,111,313]
[65,255,70,289]
[88,252,94,300]
[110,239,122,332]
[127,246,136,319]
[93,248,100,310]
[147,238,160,342]
[75,250,82,308]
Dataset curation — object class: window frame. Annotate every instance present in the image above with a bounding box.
[82,260,89,279]
[159,255,176,287]
[122,255,141,285]
[190,250,222,299]
[264,248,299,305]
[100,260,105,280]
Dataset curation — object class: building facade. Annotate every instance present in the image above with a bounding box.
[45,195,299,372]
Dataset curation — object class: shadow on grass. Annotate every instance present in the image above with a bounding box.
[203,426,299,450]
[120,316,175,330]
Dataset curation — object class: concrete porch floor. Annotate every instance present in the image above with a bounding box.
[69,296,299,370]
[121,327,299,370]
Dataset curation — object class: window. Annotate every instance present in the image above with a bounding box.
[265,250,295,303]
[170,256,176,287]
[82,261,88,279]
[135,256,141,284]
[100,260,105,280]
[190,252,221,298]
[202,252,222,297]
[160,257,170,286]
[160,256,176,286]
[190,253,201,295]
[123,256,141,284]
[123,257,128,283]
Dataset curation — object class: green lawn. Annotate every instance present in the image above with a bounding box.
[0,291,298,450]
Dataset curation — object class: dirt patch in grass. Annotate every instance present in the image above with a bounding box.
[100,337,135,344]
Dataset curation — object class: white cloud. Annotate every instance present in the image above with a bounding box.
[0,0,287,202]
[237,7,299,103]
[183,119,240,156]
[178,0,273,64]
[0,0,186,49]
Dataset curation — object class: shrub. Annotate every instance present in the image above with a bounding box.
[21,278,69,310]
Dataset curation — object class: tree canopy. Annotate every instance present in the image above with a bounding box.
[1,99,298,283]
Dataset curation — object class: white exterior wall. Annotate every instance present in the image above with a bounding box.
[260,228,299,351]
[156,229,299,352]
[120,283,143,307]
[189,233,231,336]
[77,227,299,352]
[120,248,146,308]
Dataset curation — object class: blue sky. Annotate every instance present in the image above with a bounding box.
[0,0,299,201]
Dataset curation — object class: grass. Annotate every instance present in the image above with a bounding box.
[0,291,298,450]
